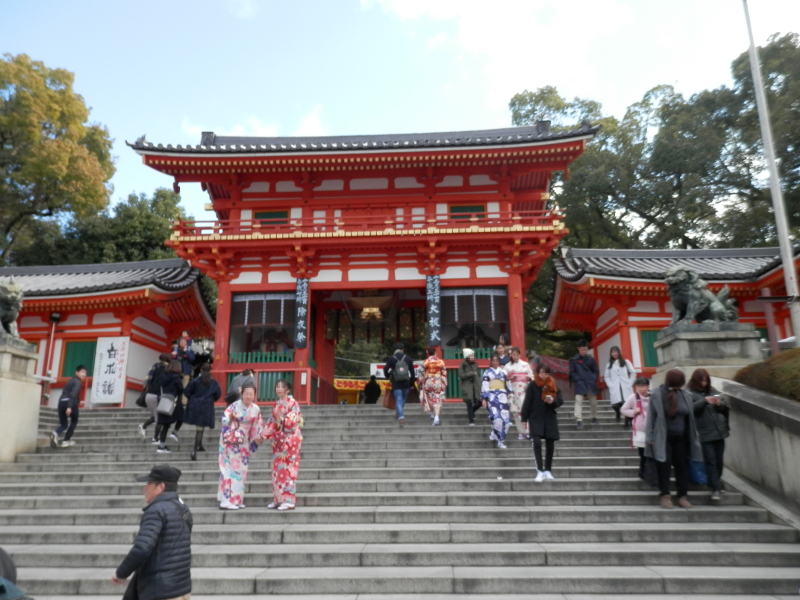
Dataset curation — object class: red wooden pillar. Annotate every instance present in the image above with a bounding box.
[213,279,232,390]
[507,273,526,357]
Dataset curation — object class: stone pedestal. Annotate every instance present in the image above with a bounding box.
[0,334,41,463]
[651,322,762,386]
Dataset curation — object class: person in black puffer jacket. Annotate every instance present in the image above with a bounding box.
[113,465,192,600]
[156,360,185,454]
[688,368,729,503]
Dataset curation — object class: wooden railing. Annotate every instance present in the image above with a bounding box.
[229,351,295,364]
[171,210,562,240]
[443,347,496,360]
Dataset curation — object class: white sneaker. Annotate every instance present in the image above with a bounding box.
[468,423,475,427]
[169,432,179,442]
[497,442,507,449]
[50,432,59,449]
[156,446,171,453]
[277,502,295,511]
[268,501,280,509]
[534,471,546,483]
[432,417,439,426]
[544,471,555,481]
[138,424,147,439]
[60,440,75,448]
[517,434,525,440]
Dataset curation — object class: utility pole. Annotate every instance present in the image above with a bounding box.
[742,0,800,347]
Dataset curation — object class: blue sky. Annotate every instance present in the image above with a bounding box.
[3,0,799,220]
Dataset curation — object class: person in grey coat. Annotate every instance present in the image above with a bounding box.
[458,348,481,425]
[112,465,192,600]
[644,369,703,510]
[226,368,255,405]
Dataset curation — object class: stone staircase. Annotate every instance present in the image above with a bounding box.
[2,400,799,599]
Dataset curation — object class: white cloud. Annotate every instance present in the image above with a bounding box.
[181,116,279,140]
[225,0,258,19]
[362,0,800,121]
[292,105,327,137]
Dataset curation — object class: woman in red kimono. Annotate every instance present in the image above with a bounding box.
[419,346,447,426]
[262,378,303,511]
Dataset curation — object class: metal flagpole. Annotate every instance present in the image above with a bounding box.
[742,0,800,348]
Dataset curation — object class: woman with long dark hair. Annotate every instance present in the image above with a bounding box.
[644,369,703,509]
[262,379,304,511]
[603,346,635,424]
[687,368,729,503]
[521,365,563,482]
[155,360,185,454]
[183,363,222,461]
[419,346,447,426]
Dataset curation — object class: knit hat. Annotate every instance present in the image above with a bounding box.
[462,348,475,359]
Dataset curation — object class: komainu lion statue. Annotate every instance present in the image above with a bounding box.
[0,278,24,338]
[665,266,738,324]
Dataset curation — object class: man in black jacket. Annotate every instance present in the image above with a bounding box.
[112,465,193,600]
[384,342,416,427]
[50,365,86,448]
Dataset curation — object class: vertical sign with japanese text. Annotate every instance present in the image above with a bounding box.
[426,275,441,347]
[294,278,309,349]
[91,336,130,404]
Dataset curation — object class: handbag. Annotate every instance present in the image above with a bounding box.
[382,389,396,410]
[122,570,139,600]
[135,392,147,408]
[687,459,708,485]
[156,387,177,416]
[222,422,245,445]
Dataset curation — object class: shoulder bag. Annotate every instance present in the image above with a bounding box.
[156,387,177,416]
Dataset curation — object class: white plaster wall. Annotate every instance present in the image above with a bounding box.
[440,266,471,279]
[631,301,660,313]
[469,174,496,186]
[61,314,88,326]
[93,313,121,325]
[315,180,344,191]
[35,339,47,377]
[128,341,157,384]
[311,270,343,283]
[395,268,425,281]
[348,268,389,282]
[436,175,463,187]
[51,339,63,381]
[132,317,165,339]
[476,265,507,278]
[629,327,643,369]
[269,271,296,284]
[395,177,424,189]
[596,308,617,330]
[231,271,263,285]
[20,316,47,328]
[243,182,269,192]
[276,181,302,192]
[350,178,388,190]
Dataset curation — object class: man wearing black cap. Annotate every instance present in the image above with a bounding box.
[111,465,193,600]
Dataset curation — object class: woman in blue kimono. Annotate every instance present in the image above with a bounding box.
[481,353,512,449]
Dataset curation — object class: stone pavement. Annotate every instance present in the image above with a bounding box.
[3,401,799,597]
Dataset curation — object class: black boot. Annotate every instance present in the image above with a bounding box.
[190,430,203,461]
[153,423,162,443]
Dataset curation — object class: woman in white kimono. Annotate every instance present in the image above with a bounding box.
[218,383,264,510]
[603,346,636,424]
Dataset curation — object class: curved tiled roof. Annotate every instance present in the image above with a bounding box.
[554,245,800,283]
[0,259,201,297]
[127,122,600,155]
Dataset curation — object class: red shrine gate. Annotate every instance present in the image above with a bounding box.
[129,123,597,402]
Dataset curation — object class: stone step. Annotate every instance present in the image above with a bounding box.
[31,596,800,600]
[0,476,711,496]
[0,489,745,510]
[0,457,639,479]
[16,565,800,595]
[0,505,769,528]
[6,542,800,569]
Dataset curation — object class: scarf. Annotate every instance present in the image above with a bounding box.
[534,374,558,397]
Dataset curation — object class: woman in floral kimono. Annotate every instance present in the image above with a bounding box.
[419,346,447,426]
[504,346,534,440]
[218,383,264,510]
[263,378,303,511]
[481,353,512,449]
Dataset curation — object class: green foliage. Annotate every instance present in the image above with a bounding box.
[510,34,800,351]
[734,348,800,403]
[0,54,115,262]
[10,188,187,266]
[334,339,386,378]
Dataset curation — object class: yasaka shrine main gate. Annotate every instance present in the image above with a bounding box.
[130,122,597,402]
